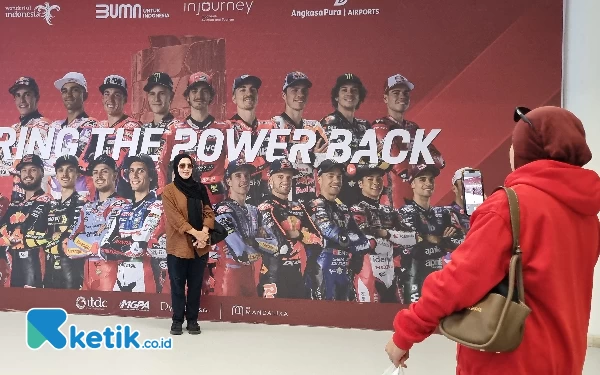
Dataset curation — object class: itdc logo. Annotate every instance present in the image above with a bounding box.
[26,308,172,350]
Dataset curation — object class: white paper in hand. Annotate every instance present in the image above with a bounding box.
[381,364,404,375]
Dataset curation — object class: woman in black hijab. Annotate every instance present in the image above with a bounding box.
[162,153,215,335]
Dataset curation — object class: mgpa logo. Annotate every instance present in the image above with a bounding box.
[119,300,150,312]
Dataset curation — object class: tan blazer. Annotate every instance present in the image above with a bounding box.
[162,183,215,259]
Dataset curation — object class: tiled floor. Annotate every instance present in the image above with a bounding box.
[2,310,598,374]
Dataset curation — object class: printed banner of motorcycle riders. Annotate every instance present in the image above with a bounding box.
[0,69,472,304]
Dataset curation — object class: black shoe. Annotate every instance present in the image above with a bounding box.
[170,321,183,335]
[186,320,201,335]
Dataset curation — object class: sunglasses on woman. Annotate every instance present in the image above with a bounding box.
[178,163,193,169]
[514,106,534,129]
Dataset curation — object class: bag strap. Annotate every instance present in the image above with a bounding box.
[493,186,526,303]
[499,187,521,255]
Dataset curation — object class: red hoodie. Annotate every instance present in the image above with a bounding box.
[392,160,600,375]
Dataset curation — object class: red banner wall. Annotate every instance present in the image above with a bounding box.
[0,0,562,329]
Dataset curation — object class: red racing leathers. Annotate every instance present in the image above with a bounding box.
[372,116,445,209]
[64,192,129,291]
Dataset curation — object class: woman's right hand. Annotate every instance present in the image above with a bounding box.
[192,229,209,244]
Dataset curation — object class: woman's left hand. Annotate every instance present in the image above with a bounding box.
[193,239,207,249]
[385,338,409,368]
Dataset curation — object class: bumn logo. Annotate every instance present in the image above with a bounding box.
[334,0,348,6]
[96,4,142,19]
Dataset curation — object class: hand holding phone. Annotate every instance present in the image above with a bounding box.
[462,169,485,216]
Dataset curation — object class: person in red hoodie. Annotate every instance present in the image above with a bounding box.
[386,106,600,375]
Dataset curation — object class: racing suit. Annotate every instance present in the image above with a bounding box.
[47,112,99,200]
[80,115,142,199]
[441,201,470,266]
[0,240,7,287]
[0,195,8,286]
[137,114,181,196]
[65,192,129,291]
[272,113,328,206]
[372,116,445,209]
[396,200,464,303]
[272,113,328,290]
[213,198,270,297]
[320,111,371,207]
[171,115,230,206]
[230,114,282,207]
[99,191,162,293]
[24,191,86,289]
[446,201,471,233]
[309,196,375,301]
[0,111,51,202]
[257,195,322,299]
[350,196,417,303]
[0,188,52,288]
[146,216,169,294]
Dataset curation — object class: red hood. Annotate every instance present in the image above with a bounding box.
[504,160,600,217]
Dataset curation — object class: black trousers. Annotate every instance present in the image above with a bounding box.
[257,255,304,299]
[167,252,208,323]
[43,254,85,289]
[10,249,42,288]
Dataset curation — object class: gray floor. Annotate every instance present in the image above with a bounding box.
[2,310,599,374]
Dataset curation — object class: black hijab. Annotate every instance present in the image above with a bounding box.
[172,153,211,231]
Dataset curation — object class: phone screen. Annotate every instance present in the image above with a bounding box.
[463,169,484,216]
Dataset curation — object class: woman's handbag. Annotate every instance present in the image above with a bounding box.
[438,187,532,353]
[209,220,228,245]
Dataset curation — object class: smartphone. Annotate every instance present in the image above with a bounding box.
[462,169,485,216]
